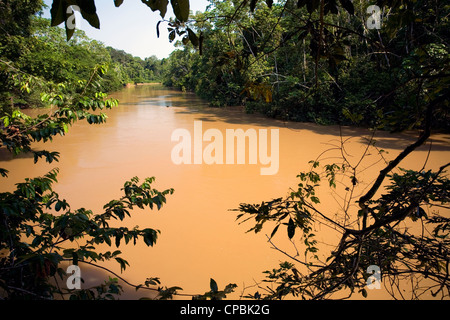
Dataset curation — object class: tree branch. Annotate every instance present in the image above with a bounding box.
[358,91,449,211]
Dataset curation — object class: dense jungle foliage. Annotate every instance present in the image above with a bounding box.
[0,4,162,115]
[0,0,449,301]
[161,0,450,131]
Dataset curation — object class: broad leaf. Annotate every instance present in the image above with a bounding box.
[77,0,97,14]
[187,28,198,46]
[50,0,66,26]
[79,11,100,29]
[141,0,169,18]
[170,0,189,22]
[210,278,218,293]
[168,29,176,42]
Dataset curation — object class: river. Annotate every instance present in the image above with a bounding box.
[1,83,449,299]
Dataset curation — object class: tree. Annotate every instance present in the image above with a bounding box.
[1,0,448,300]
[106,47,160,84]
[231,0,450,299]
[159,0,450,299]
[0,0,235,300]
[0,57,177,298]
[0,0,45,114]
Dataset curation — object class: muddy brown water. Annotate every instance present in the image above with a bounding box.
[1,84,449,299]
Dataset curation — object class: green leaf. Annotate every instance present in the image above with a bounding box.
[145,277,161,286]
[1,116,10,127]
[78,0,97,14]
[342,107,363,124]
[51,0,100,39]
[270,224,280,239]
[79,11,100,29]
[114,0,124,7]
[310,196,320,204]
[287,218,295,239]
[170,0,189,22]
[143,229,158,246]
[75,0,100,30]
[168,29,176,42]
[0,168,9,177]
[50,0,66,26]
[104,235,112,246]
[361,288,368,298]
[210,278,218,293]
[115,257,129,272]
[187,28,199,46]
[115,233,122,247]
[141,0,169,18]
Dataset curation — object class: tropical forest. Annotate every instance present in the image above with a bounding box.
[0,0,449,308]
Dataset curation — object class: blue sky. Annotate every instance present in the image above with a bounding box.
[42,0,210,59]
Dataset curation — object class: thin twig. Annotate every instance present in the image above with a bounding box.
[265,234,323,268]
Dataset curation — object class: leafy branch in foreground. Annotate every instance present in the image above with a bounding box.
[0,169,175,299]
[192,278,238,300]
[0,52,236,300]
[0,62,118,172]
[235,85,449,300]
[50,0,200,49]
[236,141,450,300]
[0,64,191,299]
[227,0,449,301]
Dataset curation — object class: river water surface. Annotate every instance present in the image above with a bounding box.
[1,84,449,299]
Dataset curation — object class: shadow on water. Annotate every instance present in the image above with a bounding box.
[0,147,35,162]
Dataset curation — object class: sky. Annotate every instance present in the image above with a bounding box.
[42,0,210,59]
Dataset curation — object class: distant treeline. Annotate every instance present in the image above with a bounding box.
[0,15,163,111]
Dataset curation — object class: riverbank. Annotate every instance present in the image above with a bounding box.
[2,84,448,300]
